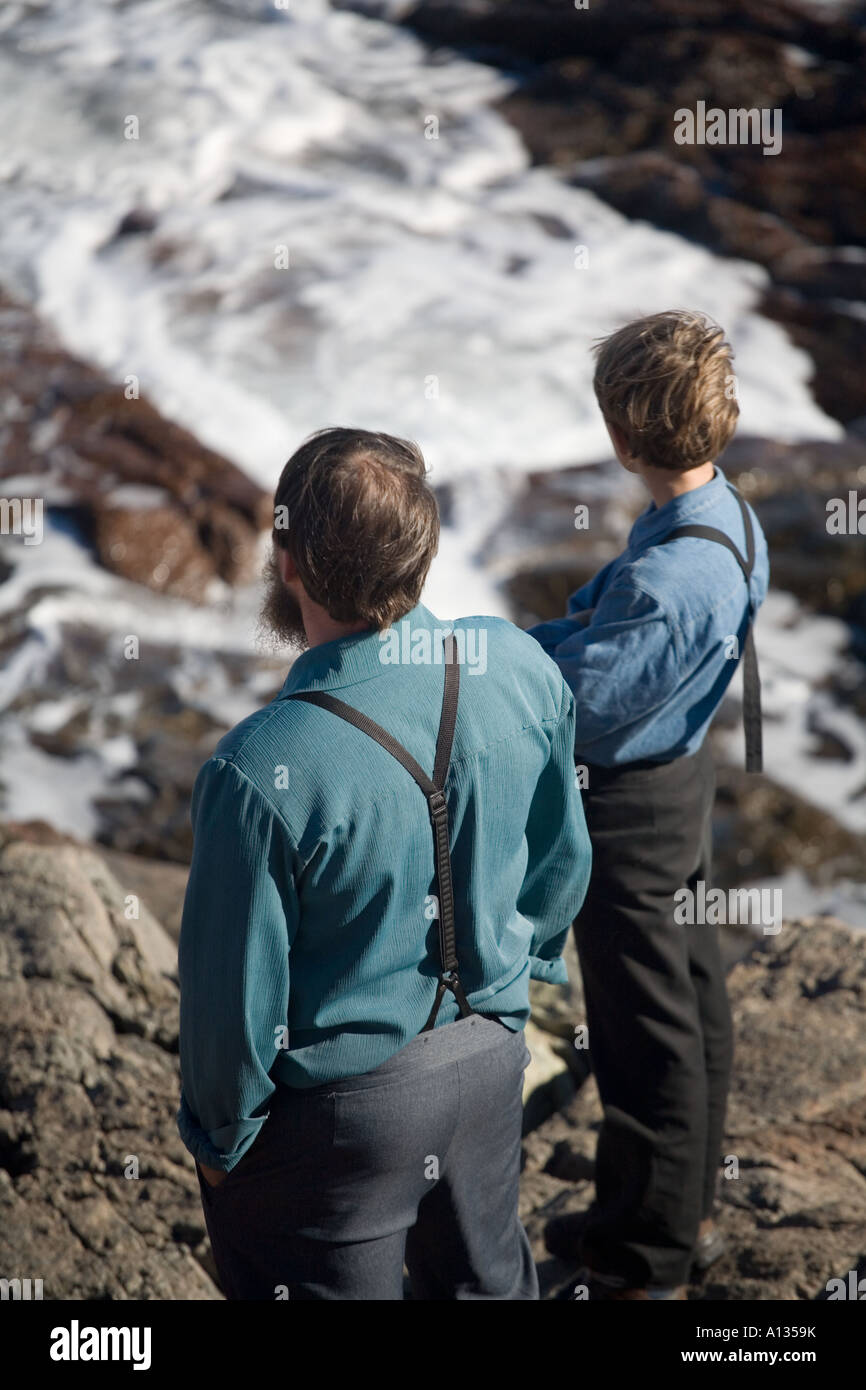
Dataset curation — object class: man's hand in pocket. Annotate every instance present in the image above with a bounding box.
[198,1161,228,1189]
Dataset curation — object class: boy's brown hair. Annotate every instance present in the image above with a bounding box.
[272,427,439,628]
[592,310,739,471]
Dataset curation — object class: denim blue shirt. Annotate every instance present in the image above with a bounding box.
[528,465,770,766]
[177,603,591,1172]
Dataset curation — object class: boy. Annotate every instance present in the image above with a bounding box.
[530,310,769,1300]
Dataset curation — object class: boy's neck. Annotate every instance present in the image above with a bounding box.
[641,461,716,510]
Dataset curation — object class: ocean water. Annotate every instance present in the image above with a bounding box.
[0,0,840,481]
[0,0,863,842]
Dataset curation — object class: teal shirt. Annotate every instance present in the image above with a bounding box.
[177,603,591,1172]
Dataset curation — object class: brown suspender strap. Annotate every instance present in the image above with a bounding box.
[287,632,474,1031]
[661,485,763,774]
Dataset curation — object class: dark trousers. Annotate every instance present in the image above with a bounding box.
[196,1013,537,1300]
[573,740,734,1289]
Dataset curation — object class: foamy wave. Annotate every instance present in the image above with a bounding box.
[0,0,841,493]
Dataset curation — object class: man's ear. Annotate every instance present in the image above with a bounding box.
[275,543,298,584]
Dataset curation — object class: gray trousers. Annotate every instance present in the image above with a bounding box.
[196,1013,538,1300]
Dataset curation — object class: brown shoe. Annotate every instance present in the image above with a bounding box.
[693,1219,727,1272]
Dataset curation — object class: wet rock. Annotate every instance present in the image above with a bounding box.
[0,292,270,601]
[489,435,866,634]
[723,435,866,628]
[711,746,866,888]
[361,0,862,63]
[484,457,645,629]
[1,607,286,864]
[0,291,288,854]
[759,289,866,434]
[366,0,866,423]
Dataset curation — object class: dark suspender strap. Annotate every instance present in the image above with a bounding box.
[661,486,763,774]
[728,490,763,775]
[731,485,756,576]
[288,633,474,1031]
[433,635,459,790]
[661,524,749,581]
[289,689,437,794]
[739,626,763,774]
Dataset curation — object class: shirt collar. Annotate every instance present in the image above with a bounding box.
[629,464,729,548]
[276,601,441,698]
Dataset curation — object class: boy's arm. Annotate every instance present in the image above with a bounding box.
[177,757,296,1175]
[517,683,592,982]
[539,574,684,757]
[527,557,617,656]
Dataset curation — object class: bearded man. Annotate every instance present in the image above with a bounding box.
[177,427,591,1300]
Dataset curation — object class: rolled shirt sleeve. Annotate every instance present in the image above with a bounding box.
[177,756,297,1173]
[518,683,592,983]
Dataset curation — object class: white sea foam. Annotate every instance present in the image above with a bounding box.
[0,0,841,493]
[0,0,860,844]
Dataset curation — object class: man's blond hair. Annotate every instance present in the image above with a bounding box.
[592,310,739,471]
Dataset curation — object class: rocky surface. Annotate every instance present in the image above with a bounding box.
[1,820,864,1299]
[523,915,866,1301]
[0,291,270,601]
[0,822,217,1299]
[350,0,866,424]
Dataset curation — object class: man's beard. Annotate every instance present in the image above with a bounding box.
[255,545,309,655]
